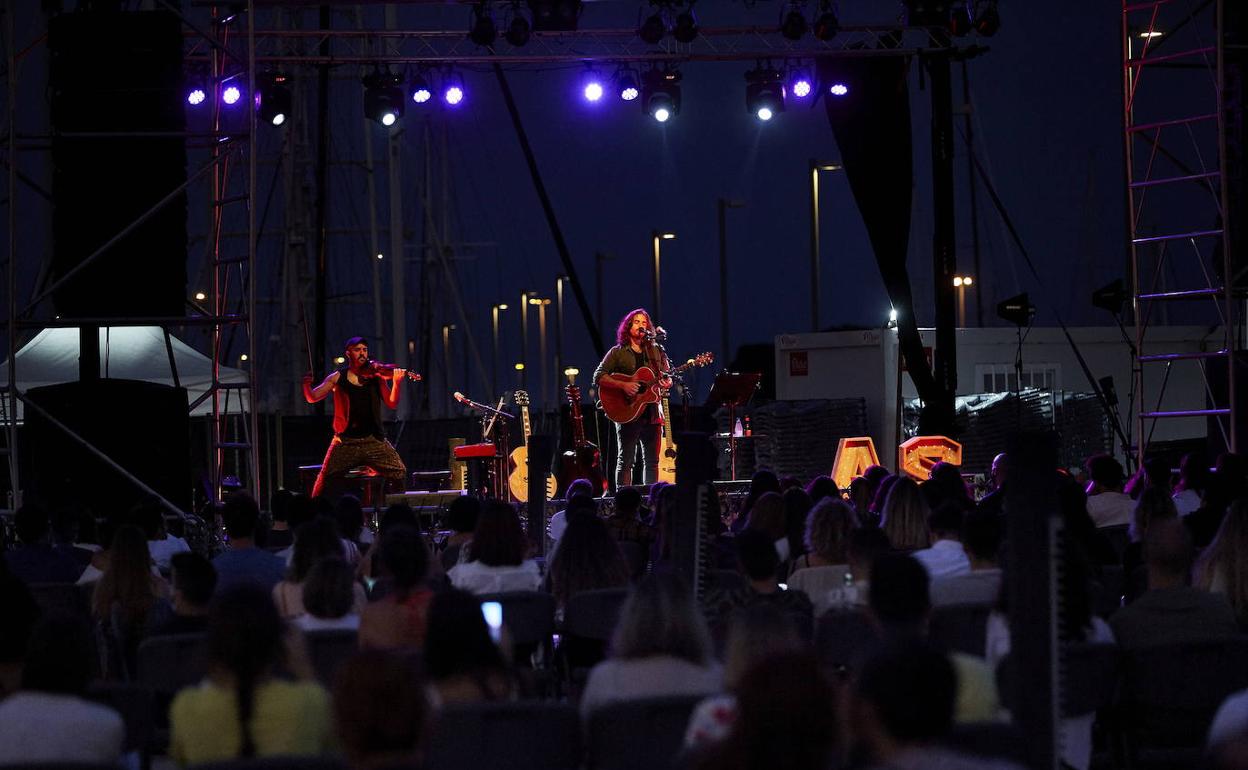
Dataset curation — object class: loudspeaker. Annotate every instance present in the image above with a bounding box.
[48,12,187,318]
[23,379,190,513]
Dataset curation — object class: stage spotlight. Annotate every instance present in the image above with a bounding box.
[948,3,973,35]
[673,9,698,43]
[528,0,581,31]
[745,66,785,122]
[638,11,666,44]
[642,67,681,122]
[257,73,291,126]
[996,293,1035,327]
[780,5,807,41]
[469,3,497,47]
[443,71,466,105]
[812,4,839,40]
[187,84,207,106]
[829,82,849,97]
[788,67,813,99]
[410,72,432,104]
[222,85,242,106]
[615,66,640,101]
[974,2,1000,36]
[1092,279,1127,315]
[362,71,404,126]
[505,11,532,46]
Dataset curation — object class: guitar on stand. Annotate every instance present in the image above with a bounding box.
[558,374,608,495]
[507,390,557,502]
[599,352,715,424]
[657,388,678,484]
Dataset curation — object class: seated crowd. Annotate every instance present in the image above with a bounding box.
[2,446,1248,769]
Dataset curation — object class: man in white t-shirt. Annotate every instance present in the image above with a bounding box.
[1084,454,1134,528]
[912,503,970,580]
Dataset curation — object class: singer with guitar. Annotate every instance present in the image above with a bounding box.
[303,336,420,498]
[593,309,671,489]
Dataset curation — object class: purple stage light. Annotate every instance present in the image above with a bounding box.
[222,85,242,105]
[583,80,604,102]
[829,83,849,97]
[792,79,812,98]
[187,88,207,106]
[445,85,464,105]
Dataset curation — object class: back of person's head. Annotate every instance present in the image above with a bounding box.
[782,487,814,554]
[333,651,428,770]
[735,528,780,582]
[744,491,785,540]
[863,465,891,489]
[611,572,711,665]
[379,502,418,537]
[93,524,157,623]
[848,477,873,517]
[804,475,837,504]
[14,503,51,545]
[206,585,287,758]
[748,470,780,498]
[445,495,482,534]
[926,502,965,541]
[222,492,261,541]
[804,496,857,563]
[961,509,1002,564]
[848,527,892,576]
[21,612,94,696]
[853,638,957,750]
[722,604,805,688]
[880,477,930,551]
[547,512,629,606]
[566,495,599,519]
[1086,454,1126,490]
[335,495,365,542]
[868,553,930,634]
[1179,451,1210,491]
[614,485,642,516]
[922,462,971,510]
[380,525,429,592]
[870,474,901,515]
[424,588,506,681]
[303,557,357,620]
[171,551,217,608]
[290,517,344,583]
[1145,517,1195,580]
[470,500,527,567]
[1130,486,1178,543]
[567,478,596,502]
[699,653,836,770]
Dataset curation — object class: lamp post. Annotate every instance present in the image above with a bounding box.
[717,198,746,365]
[519,290,532,389]
[491,303,508,398]
[651,230,676,322]
[953,275,974,328]
[809,159,843,332]
[529,295,551,410]
[555,276,567,403]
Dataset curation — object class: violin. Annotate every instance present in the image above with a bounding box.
[359,361,422,382]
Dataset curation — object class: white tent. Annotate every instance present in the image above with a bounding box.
[0,326,249,423]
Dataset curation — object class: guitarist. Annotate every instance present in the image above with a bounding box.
[592,308,670,489]
[302,336,410,498]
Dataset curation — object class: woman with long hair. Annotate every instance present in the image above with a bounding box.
[744,492,788,560]
[545,510,630,611]
[880,477,931,552]
[424,588,516,705]
[91,524,168,677]
[447,500,541,594]
[734,470,780,533]
[296,557,363,632]
[359,525,435,650]
[1196,499,1248,627]
[272,517,349,619]
[170,585,331,765]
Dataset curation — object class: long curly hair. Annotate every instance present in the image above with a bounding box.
[615,308,653,346]
[804,496,858,564]
[546,511,630,608]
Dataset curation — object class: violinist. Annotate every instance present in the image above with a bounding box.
[303,336,414,498]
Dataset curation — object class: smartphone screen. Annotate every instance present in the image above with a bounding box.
[481,601,503,643]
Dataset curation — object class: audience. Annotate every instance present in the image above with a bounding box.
[548,478,595,547]
[930,508,1002,607]
[880,477,931,552]
[603,485,656,547]
[1195,498,1248,628]
[977,452,1008,519]
[911,503,970,579]
[273,517,351,619]
[705,528,814,642]
[447,500,542,594]
[820,527,893,613]
[212,492,287,593]
[296,557,364,631]
[922,461,973,513]
[848,476,875,522]
[135,497,190,573]
[4,503,86,584]
[1122,486,1179,597]
[1110,517,1238,650]
[803,474,837,506]
[780,486,814,565]
[0,561,39,698]
[786,496,856,605]
[733,470,780,534]
[545,509,630,612]
[1173,450,1209,516]
[0,613,124,765]
[359,525,435,650]
[333,650,428,770]
[335,495,368,561]
[1084,454,1134,528]
[91,523,169,675]
[424,588,516,705]
[146,551,216,637]
[440,495,482,572]
[265,489,297,550]
[743,491,788,562]
[580,573,720,719]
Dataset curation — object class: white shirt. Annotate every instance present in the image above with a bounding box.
[0,691,124,765]
[786,565,851,616]
[1086,491,1134,528]
[912,539,971,579]
[548,509,569,544]
[447,559,543,595]
[1173,488,1201,517]
[580,656,722,720]
[930,568,1003,607]
[148,535,191,571]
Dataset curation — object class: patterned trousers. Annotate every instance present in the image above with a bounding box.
[311,435,407,498]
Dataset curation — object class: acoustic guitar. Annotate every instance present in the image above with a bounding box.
[656,390,677,485]
[558,379,608,495]
[599,352,714,425]
[507,390,558,503]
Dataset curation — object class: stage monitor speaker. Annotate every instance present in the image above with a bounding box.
[24,379,191,514]
[48,11,187,318]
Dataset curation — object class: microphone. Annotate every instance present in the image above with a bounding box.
[453,391,515,418]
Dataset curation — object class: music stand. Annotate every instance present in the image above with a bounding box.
[707,371,762,481]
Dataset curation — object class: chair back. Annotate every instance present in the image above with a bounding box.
[136,633,208,695]
[476,591,556,648]
[562,588,629,642]
[29,581,91,618]
[587,695,704,770]
[928,602,992,657]
[304,628,359,686]
[424,701,580,770]
[813,608,879,673]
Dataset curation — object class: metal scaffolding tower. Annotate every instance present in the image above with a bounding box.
[1123,0,1242,461]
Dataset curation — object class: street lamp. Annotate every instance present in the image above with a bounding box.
[809,159,843,332]
[555,276,568,403]
[529,296,552,410]
[651,230,676,321]
[519,290,533,389]
[717,198,746,365]
[953,275,974,327]
[491,303,509,398]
